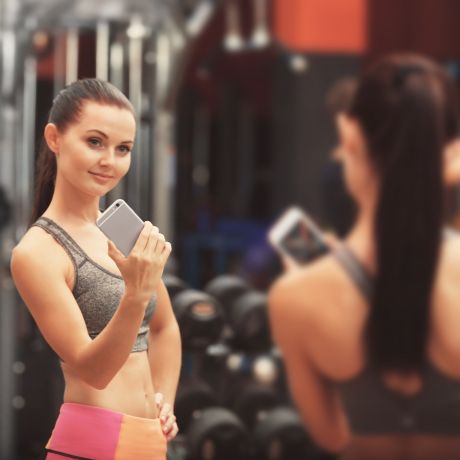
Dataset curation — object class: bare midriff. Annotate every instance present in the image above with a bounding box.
[61,351,159,419]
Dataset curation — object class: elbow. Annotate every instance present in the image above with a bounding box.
[312,429,350,455]
[72,363,112,390]
[88,379,109,391]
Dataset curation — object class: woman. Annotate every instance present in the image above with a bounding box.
[11,79,181,459]
[269,54,460,460]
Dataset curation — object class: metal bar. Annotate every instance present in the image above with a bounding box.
[96,21,109,81]
[151,30,174,237]
[53,30,66,96]
[65,27,79,85]
[19,55,36,231]
[127,17,144,212]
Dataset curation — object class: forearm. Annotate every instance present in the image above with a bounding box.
[148,322,182,407]
[74,291,148,389]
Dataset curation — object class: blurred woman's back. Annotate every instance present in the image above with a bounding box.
[268,54,460,460]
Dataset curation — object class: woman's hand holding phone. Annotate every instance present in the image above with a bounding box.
[107,221,172,305]
[268,207,334,268]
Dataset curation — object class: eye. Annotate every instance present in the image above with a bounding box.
[118,144,132,154]
[88,137,102,147]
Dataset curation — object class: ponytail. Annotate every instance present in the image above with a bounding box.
[30,141,56,226]
[350,55,458,373]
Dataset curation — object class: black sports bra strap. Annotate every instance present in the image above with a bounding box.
[333,244,374,303]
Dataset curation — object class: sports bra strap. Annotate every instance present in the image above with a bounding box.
[33,217,87,268]
[332,244,373,303]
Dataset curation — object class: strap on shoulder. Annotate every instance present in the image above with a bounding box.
[332,244,374,303]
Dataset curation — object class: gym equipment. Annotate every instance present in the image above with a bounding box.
[223,0,244,53]
[221,351,282,432]
[231,382,279,432]
[0,187,12,232]
[175,377,217,434]
[253,406,319,460]
[165,274,226,350]
[249,0,271,49]
[205,275,271,351]
[164,273,190,298]
[168,279,225,350]
[187,407,249,460]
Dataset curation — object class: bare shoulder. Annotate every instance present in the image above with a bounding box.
[11,226,91,364]
[11,225,72,286]
[269,253,362,317]
[268,254,367,378]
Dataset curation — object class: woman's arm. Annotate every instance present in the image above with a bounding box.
[268,275,351,453]
[148,279,181,408]
[11,222,170,390]
[11,241,148,390]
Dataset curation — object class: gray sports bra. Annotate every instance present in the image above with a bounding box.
[333,243,460,435]
[33,216,156,353]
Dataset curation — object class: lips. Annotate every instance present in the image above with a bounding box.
[89,171,113,181]
[89,172,113,179]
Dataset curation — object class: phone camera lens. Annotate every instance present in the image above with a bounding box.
[116,203,120,207]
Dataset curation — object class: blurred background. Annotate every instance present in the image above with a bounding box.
[1,1,460,459]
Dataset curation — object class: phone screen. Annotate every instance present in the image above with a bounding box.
[279,219,329,264]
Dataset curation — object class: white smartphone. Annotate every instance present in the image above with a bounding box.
[96,199,144,257]
[268,206,330,265]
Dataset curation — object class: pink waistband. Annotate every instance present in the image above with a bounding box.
[46,402,166,460]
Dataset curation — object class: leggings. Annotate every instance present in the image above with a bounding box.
[45,402,167,460]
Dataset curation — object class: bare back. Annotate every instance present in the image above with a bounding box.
[273,235,460,460]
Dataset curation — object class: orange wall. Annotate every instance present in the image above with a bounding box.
[274,0,367,53]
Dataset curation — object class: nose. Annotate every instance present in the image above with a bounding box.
[98,148,116,167]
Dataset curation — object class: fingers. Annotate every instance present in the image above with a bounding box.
[155,392,164,410]
[149,227,166,255]
[281,255,299,272]
[166,422,179,441]
[323,232,339,249]
[154,393,179,440]
[130,222,172,264]
[161,409,177,437]
[146,228,171,259]
[132,222,154,254]
[160,402,171,422]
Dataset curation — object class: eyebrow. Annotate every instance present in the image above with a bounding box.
[86,129,134,144]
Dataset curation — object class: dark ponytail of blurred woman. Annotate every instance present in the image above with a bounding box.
[349,54,458,374]
[29,79,134,226]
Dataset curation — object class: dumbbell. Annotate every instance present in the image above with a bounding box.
[204,275,271,351]
[174,377,217,434]
[164,274,225,350]
[223,352,282,431]
[164,274,189,298]
[231,383,279,433]
[253,406,319,460]
[186,407,249,460]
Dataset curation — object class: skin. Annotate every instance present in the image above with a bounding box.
[269,114,460,460]
[444,138,460,187]
[10,101,181,441]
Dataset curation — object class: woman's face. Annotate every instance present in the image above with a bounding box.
[46,100,136,198]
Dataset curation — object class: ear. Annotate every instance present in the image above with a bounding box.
[336,113,366,160]
[44,123,60,154]
[443,138,460,187]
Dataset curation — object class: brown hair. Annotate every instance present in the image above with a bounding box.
[349,54,458,373]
